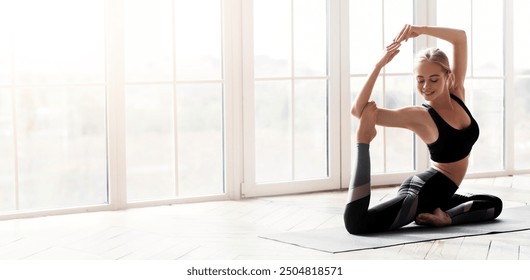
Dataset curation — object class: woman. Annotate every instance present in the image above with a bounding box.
[344,25,503,235]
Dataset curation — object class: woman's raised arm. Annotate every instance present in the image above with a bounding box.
[351,42,401,118]
[394,25,467,99]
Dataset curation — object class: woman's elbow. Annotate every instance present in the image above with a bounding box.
[457,29,467,44]
[351,107,361,119]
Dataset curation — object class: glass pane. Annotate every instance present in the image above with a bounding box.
[255,80,292,182]
[254,0,291,78]
[383,0,413,74]
[384,76,414,172]
[514,77,530,169]
[436,0,471,30]
[126,85,176,201]
[174,0,222,80]
[349,0,382,75]
[10,0,105,85]
[293,0,327,76]
[467,79,504,172]
[176,84,224,196]
[124,0,173,82]
[0,55,9,86]
[472,0,503,77]
[294,79,328,179]
[0,89,16,211]
[436,0,471,77]
[514,0,530,75]
[0,4,11,86]
[16,87,107,210]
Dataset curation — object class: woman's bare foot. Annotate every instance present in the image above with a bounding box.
[357,101,378,144]
[415,208,452,227]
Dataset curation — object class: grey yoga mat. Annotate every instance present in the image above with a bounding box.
[259,206,530,253]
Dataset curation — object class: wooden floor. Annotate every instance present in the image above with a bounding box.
[1,174,530,260]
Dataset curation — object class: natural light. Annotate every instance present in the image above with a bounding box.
[0,0,529,219]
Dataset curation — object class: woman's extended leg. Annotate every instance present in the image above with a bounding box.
[344,102,420,234]
[346,102,378,204]
[344,102,377,234]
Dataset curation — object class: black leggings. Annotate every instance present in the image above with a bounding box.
[344,144,503,235]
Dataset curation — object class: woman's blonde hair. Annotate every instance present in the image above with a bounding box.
[415,47,455,91]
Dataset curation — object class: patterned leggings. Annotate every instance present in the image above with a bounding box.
[344,143,503,235]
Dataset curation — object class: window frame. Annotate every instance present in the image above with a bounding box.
[240,0,342,197]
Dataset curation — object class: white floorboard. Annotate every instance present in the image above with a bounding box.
[1,175,530,260]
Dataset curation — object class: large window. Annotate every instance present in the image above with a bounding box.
[253,0,328,183]
[0,0,107,212]
[1,0,529,219]
[124,0,224,201]
[241,0,341,197]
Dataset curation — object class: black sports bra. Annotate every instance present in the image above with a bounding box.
[422,94,480,163]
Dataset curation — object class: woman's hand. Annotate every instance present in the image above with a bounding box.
[376,41,401,68]
[393,24,424,43]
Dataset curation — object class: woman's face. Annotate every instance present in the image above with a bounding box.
[415,61,448,102]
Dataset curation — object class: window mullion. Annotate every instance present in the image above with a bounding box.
[171,0,180,197]
[504,0,514,173]
[412,0,432,173]
[290,0,295,180]
[241,0,257,196]
[339,0,351,190]
[223,0,244,200]
[5,22,21,211]
[105,0,127,209]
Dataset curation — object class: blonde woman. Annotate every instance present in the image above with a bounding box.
[344,25,502,234]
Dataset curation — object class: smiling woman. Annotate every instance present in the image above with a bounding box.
[345,25,503,234]
[415,48,454,100]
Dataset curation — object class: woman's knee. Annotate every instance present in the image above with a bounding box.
[344,219,366,235]
[489,195,503,219]
[476,194,503,218]
[343,202,369,234]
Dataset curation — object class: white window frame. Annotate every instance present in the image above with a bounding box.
[241,0,342,197]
